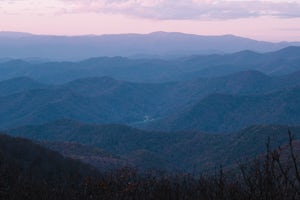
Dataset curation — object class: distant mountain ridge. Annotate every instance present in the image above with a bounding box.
[1,46,300,83]
[0,31,33,38]
[0,31,299,60]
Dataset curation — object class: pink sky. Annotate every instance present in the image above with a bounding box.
[1,0,300,42]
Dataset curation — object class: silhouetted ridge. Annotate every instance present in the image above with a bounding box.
[0,133,98,181]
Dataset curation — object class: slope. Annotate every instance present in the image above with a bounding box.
[6,120,300,173]
[148,87,300,132]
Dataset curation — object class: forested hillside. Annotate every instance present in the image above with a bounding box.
[6,120,300,173]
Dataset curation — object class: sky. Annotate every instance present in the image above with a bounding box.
[0,0,300,41]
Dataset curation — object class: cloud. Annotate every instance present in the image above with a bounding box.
[58,0,300,20]
[1,0,300,19]
[0,0,66,15]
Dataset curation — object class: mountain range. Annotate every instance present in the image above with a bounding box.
[1,38,300,173]
[1,30,300,199]
[1,68,300,132]
[1,31,300,60]
[0,46,300,84]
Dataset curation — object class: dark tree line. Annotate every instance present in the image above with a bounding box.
[1,131,300,200]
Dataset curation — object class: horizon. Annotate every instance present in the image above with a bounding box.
[1,30,299,43]
[1,0,300,42]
